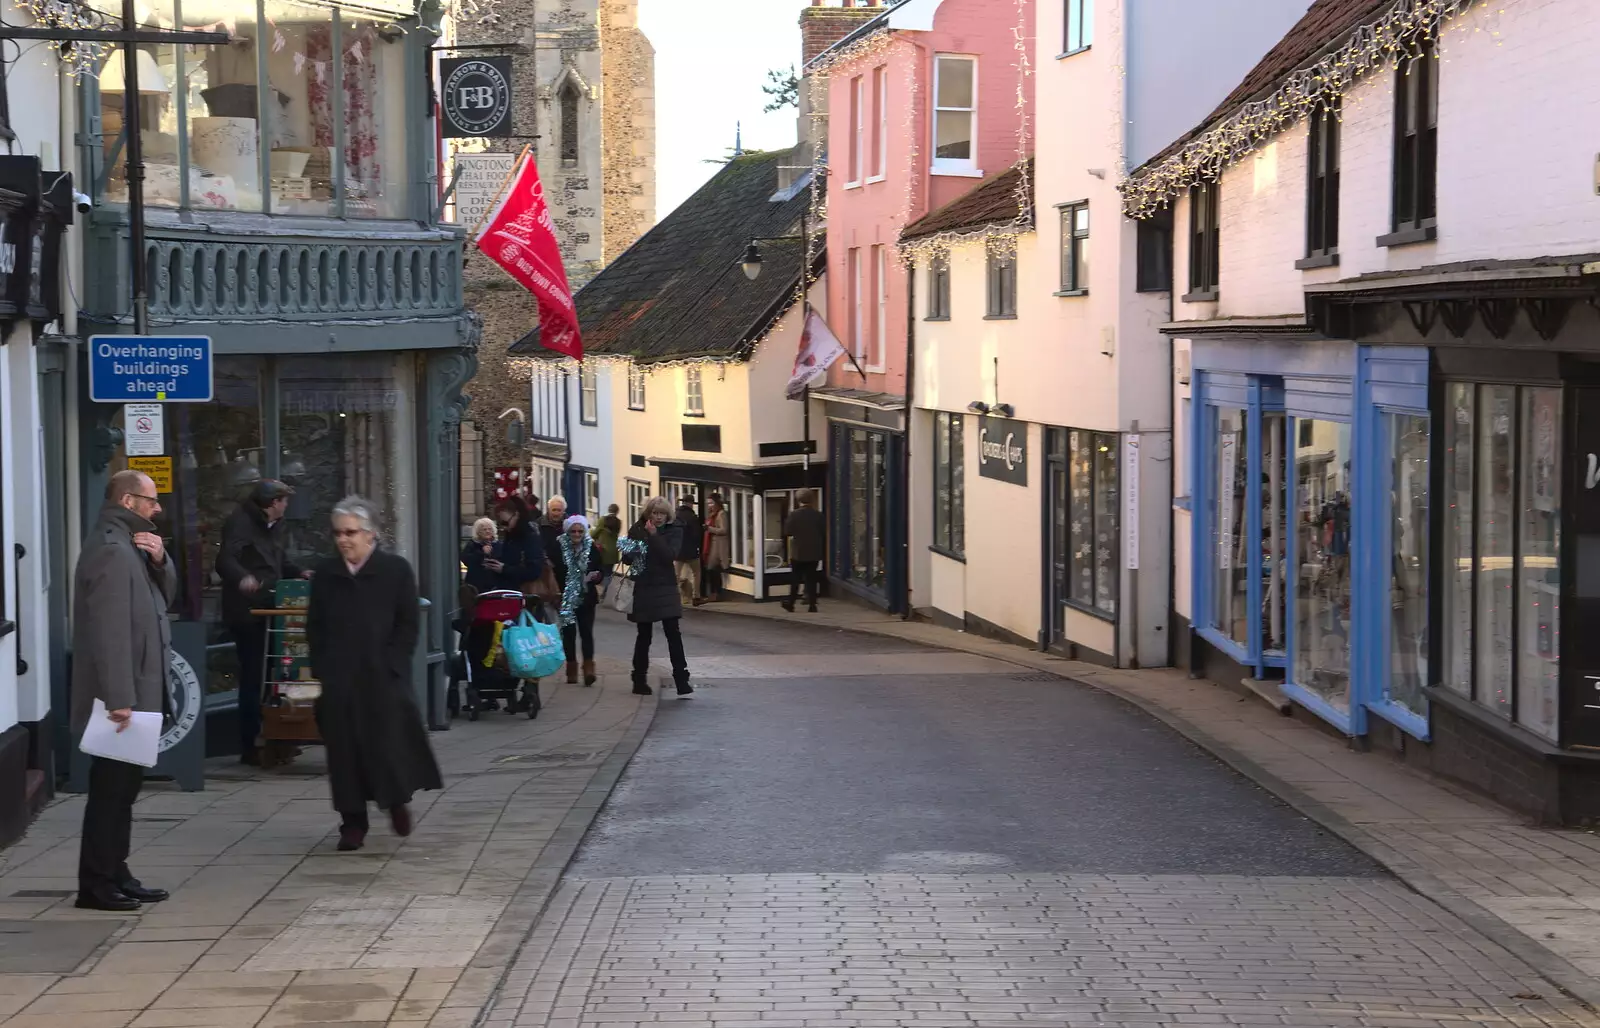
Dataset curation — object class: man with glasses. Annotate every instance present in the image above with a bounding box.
[70,470,176,911]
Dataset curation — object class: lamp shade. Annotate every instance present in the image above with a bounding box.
[99,49,170,95]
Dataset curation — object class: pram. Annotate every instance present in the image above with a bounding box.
[451,586,542,720]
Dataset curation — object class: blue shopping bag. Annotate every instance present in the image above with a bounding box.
[502,610,565,679]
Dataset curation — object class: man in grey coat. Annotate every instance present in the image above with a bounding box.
[781,491,826,613]
[72,470,177,911]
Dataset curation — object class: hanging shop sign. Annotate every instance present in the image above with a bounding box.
[440,56,513,138]
[978,416,1028,486]
[452,152,517,228]
[1123,434,1140,570]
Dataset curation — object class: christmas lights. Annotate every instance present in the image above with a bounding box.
[20,0,113,77]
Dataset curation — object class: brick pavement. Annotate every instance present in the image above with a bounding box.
[698,599,1600,1011]
[0,660,653,1028]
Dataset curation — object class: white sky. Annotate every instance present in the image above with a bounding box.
[637,0,806,222]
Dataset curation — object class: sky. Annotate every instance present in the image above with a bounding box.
[637,0,808,223]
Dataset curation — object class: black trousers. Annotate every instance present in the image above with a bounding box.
[231,620,267,754]
[703,566,723,597]
[78,756,145,893]
[561,603,596,663]
[632,618,689,686]
[788,561,821,607]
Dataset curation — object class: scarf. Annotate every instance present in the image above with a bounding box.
[559,534,594,627]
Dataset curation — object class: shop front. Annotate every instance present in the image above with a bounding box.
[818,390,906,613]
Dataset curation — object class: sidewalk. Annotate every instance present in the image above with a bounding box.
[697,598,1600,1010]
[0,659,654,1028]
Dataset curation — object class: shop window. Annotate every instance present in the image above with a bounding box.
[846,427,890,590]
[1386,412,1430,717]
[986,250,1016,319]
[1303,102,1340,262]
[926,255,950,320]
[1517,389,1561,740]
[931,55,976,175]
[1058,201,1088,294]
[932,412,964,558]
[1387,38,1438,242]
[1186,180,1220,300]
[1069,429,1118,616]
[1063,0,1092,54]
[683,366,704,416]
[531,463,562,511]
[763,489,809,570]
[579,363,598,425]
[628,365,646,411]
[1291,419,1353,713]
[728,487,757,570]
[1261,413,1287,653]
[625,479,649,525]
[1441,383,1474,697]
[663,480,698,511]
[1211,407,1248,646]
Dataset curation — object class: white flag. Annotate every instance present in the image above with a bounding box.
[787,310,847,400]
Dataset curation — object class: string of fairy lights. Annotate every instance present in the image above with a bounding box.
[17,0,114,76]
[1120,0,1501,219]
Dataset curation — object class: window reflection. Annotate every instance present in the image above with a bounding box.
[1442,384,1474,696]
[1518,388,1561,740]
[1476,385,1516,718]
[1293,419,1352,711]
[1386,412,1429,716]
[1212,407,1249,646]
[1262,413,1287,652]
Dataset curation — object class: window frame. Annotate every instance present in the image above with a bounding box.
[1064,428,1120,619]
[1057,200,1089,295]
[1185,180,1220,301]
[529,362,569,442]
[727,487,757,570]
[932,412,965,559]
[578,363,599,426]
[849,247,864,363]
[870,244,888,371]
[582,469,600,521]
[926,255,951,320]
[1135,208,1173,293]
[1384,39,1438,244]
[931,54,980,177]
[847,74,864,187]
[559,79,582,168]
[985,249,1017,319]
[625,479,649,526]
[683,365,705,417]
[627,365,646,411]
[869,65,888,182]
[1062,0,1093,56]
[1299,101,1341,267]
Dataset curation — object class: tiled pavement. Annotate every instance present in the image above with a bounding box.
[699,599,1600,1011]
[0,659,653,1027]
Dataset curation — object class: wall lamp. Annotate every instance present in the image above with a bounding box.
[967,401,1014,417]
[739,242,764,281]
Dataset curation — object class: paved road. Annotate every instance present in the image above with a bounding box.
[493,611,1591,1028]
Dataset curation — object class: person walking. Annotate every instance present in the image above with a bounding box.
[702,495,730,602]
[306,496,442,852]
[460,517,502,595]
[553,515,604,686]
[537,496,568,561]
[674,496,703,607]
[72,470,175,911]
[623,497,694,697]
[591,504,622,586]
[781,490,826,613]
[216,479,305,766]
[490,495,544,594]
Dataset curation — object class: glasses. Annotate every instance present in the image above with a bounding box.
[333,528,368,539]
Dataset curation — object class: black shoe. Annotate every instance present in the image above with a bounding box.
[390,804,413,838]
[808,606,818,613]
[631,684,654,695]
[337,826,366,851]
[76,887,139,912]
[780,601,794,612]
[117,880,169,903]
[676,683,694,696]
[239,747,260,767]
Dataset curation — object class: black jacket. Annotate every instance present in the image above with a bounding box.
[307,549,442,811]
[537,518,566,567]
[217,502,301,626]
[551,536,606,608]
[626,519,684,624]
[461,539,503,595]
[784,506,827,564]
[497,527,544,590]
[675,505,703,560]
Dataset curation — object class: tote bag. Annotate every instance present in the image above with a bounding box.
[502,610,565,679]
[609,574,635,615]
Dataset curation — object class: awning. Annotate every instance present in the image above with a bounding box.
[808,386,906,412]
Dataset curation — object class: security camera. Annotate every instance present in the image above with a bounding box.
[73,190,92,214]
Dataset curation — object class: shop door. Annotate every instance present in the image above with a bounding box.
[1046,429,1068,647]
[1565,387,1600,747]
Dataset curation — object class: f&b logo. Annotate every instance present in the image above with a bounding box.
[440,56,513,138]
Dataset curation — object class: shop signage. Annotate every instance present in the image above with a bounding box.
[440,56,513,138]
[89,335,213,402]
[1123,435,1140,570]
[977,416,1027,486]
[451,152,517,229]
[129,456,173,493]
[124,404,164,456]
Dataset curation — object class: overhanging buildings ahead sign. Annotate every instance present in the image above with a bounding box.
[88,335,213,403]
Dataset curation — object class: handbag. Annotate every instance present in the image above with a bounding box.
[502,609,565,679]
[609,575,636,615]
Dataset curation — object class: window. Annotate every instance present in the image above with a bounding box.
[1136,209,1172,292]
[848,75,864,185]
[1386,411,1430,719]
[560,80,581,166]
[531,462,562,510]
[662,480,698,511]
[627,365,646,411]
[872,66,888,180]
[986,250,1016,318]
[1058,201,1089,294]
[1186,180,1220,299]
[927,255,951,320]
[625,480,649,525]
[932,56,977,175]
[728,487,757,569]
[1069,429,1118,616]
[684,366,704,416]
[1389,40,1438,240]
[763,489,816,570]
[1212,407,1249,647]
[1292,419,1354,713]
[933,413,965,557]
[579,364,598,425]
[849,248,864,361]
[1443,383,1560,741]
[1303,102,1340,261]
[872,245,888,369]
[1064,0,1093,53]
[583,470,600,521]
[529,362,568,442]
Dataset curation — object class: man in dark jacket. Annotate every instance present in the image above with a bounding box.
[216,480,303,765]
[673,497,702,606]
[72,470,177,911]
[782,490,826,613]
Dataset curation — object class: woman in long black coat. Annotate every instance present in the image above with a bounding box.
[307,495,443,852]
[624,496,694,698]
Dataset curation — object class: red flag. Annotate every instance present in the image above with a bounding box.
[473,152,583,359]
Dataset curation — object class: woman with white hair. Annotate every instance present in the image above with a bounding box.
[460,517,502,594]
[552,514,605,685]
[623,496,694,697]
[306,496,443,852]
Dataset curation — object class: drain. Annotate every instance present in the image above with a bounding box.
[1009,672,1065,682]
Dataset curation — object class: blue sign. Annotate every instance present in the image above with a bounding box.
[89,335,213,403]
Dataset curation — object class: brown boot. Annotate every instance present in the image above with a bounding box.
[582,660,597,687]
[565,661,578,684]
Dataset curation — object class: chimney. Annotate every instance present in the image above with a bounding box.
[801,0,883,67]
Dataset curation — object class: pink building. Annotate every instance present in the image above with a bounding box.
[805,0,1033,610]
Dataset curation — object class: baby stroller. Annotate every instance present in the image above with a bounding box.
[451,586,542,720]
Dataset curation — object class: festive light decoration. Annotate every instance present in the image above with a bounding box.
[506,351,750,381]
[21,0,114,77]
[1120,0,1500,219]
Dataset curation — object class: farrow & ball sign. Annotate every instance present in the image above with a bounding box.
[978,416,1028,486]
[440,56,513,138]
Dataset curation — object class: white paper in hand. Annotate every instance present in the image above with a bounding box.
[79,699,162,768]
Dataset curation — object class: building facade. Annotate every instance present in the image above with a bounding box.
[1132,0,1600,822]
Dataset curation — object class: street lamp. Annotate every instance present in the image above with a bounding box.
[739,242,764,281]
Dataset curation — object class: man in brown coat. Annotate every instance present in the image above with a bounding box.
[72,470,177,911]
[781,491,826,613]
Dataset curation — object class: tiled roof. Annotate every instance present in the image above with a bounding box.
[1134,0,1388,173]
[899,159,1033,243]
[510,146,820,363]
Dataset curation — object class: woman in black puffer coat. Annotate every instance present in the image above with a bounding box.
[624,496,694,697]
